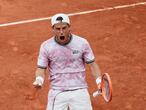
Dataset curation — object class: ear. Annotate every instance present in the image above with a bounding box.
[67,24,71,31]
[52,25,54,29]
[68,26,71,32]
[69,29,71,33]
[52,26,55,32]
[67,24,71,27]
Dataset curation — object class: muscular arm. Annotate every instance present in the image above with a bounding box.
[89,62,101,79]
[35,67,46,79]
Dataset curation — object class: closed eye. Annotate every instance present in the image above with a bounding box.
[55,27,61,31]
[62,26,67,30]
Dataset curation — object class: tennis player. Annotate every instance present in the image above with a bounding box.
[33,13,101,110]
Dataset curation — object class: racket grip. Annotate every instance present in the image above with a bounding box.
[93,91,100,97]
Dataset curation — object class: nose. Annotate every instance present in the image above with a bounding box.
[60,29,63,33]
[60,29,63,35]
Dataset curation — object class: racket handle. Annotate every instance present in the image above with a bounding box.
[93,90,100,97]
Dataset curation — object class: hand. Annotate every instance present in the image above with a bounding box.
[96,77,101,90]
[33,76,44,87]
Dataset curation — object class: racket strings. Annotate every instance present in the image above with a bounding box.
[103,78,110,99]
[102,77,111,101]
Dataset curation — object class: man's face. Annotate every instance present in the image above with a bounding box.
[52,22,71,45]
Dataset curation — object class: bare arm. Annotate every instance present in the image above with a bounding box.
[33,67,46,87]
[89,62,101,79]
[35,67,46,79]
[88,62,102,89]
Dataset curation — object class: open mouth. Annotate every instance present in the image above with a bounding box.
[60,36,65,40]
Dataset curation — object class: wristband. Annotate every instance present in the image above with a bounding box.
[35,76,44,86]
[36,76,44,84]
[96,77,101,85]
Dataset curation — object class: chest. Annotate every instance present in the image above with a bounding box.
[49,45,82,62]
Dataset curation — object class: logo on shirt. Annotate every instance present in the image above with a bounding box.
[72,50,80,54]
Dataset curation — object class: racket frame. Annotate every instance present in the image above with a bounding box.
[101,73,112,102]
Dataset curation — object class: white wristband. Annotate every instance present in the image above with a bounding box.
[96,77,101,85]
[36,76,44,83]
[33,76,44,86]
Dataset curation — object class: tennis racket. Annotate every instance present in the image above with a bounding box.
[93,73,113,102]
